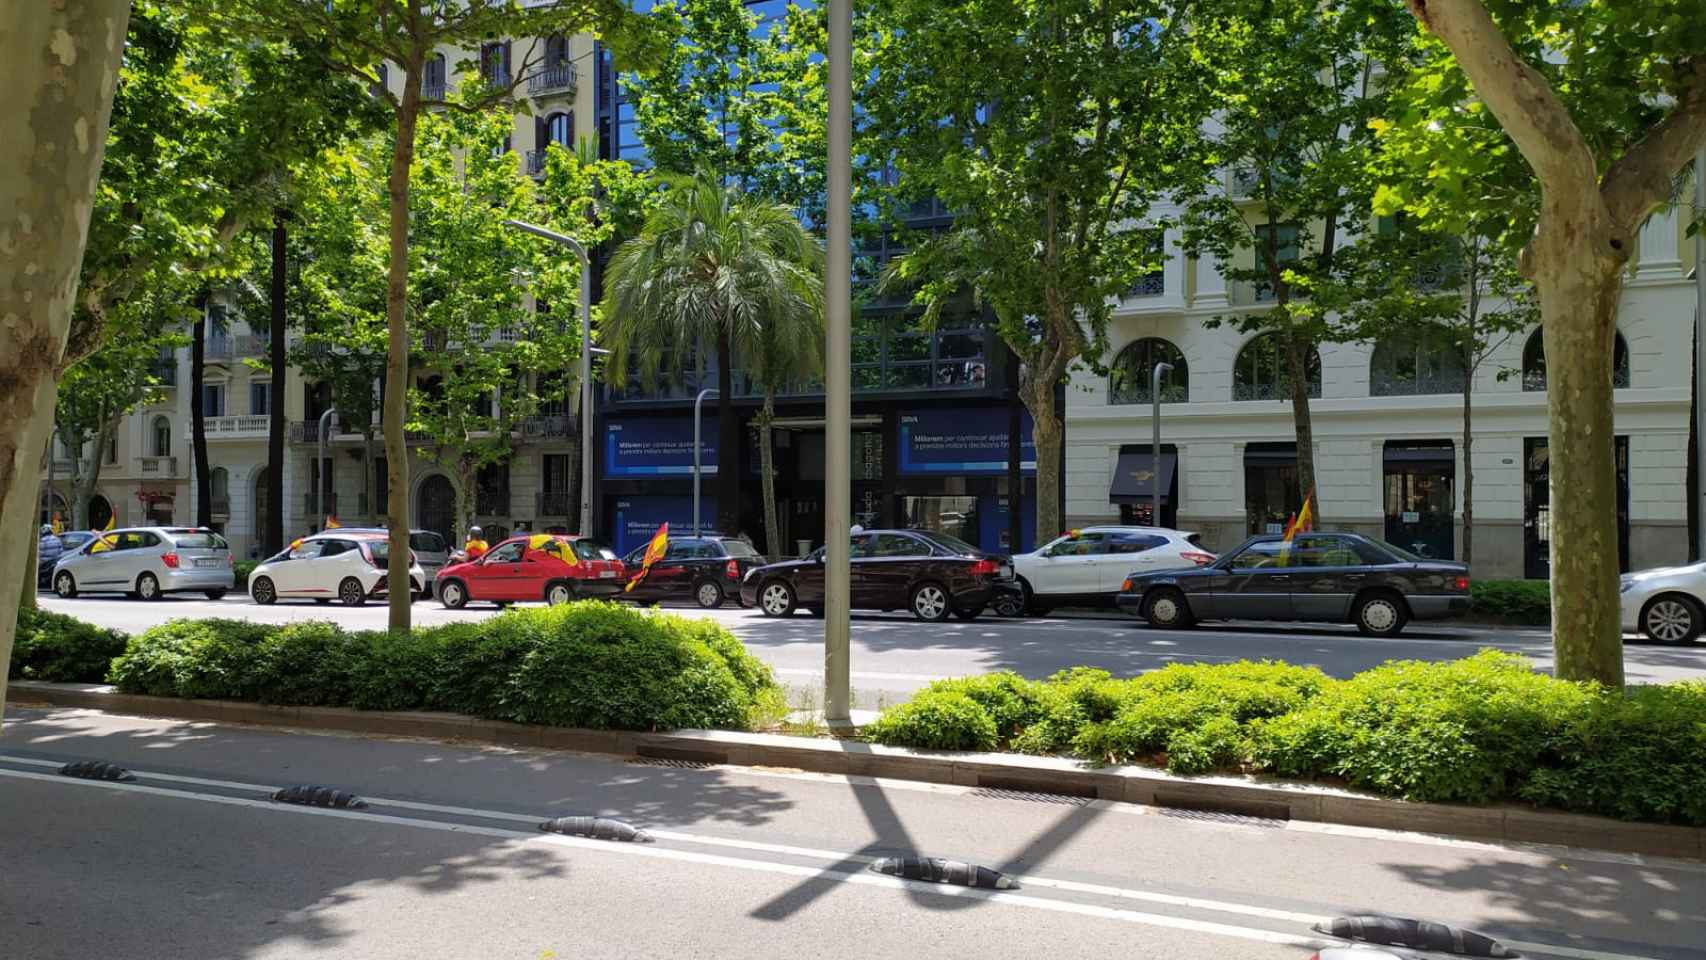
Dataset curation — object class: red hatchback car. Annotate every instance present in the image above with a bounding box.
[434,535,627,609]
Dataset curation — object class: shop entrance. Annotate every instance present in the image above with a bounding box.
[1243,443,1300,536]
[1384,442,1455,560]
[1523,436,1629,579]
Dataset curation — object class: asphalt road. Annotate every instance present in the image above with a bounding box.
[2,706,1702,960]
[38,594,1706,708]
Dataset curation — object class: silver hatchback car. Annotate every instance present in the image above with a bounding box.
[52,527,236,601]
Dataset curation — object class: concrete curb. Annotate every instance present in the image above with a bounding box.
[10,681,1701,861]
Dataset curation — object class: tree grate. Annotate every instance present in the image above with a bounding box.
[627,757,717,771]
[966,787,1092,806]
[1156,808,1285,829]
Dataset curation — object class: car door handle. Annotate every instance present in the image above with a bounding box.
[1343,573,1365,581]
[1270,575,1291,583]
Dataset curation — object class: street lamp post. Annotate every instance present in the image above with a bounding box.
[317,406,338,528]
[1695,149,1705,558]
[693,388,718,535]
[1151,362,1173,528]
[503,220,596,537]
[824,0,853,726]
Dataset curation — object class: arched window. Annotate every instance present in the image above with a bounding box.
[546,112,571,148]
[424,54,447,96]
[211,467,229,507]
[1234,332,1321,402]
[1370,325,1467,396]
[151,416,171,457]
[1522,328,1630,391]
[545,33,570,69]
[1109,338,1188,404]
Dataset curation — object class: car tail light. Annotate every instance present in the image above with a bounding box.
[1121,578,1134,592]
[726,558,739,579]
[361,544,380,567]
[969,559,1000,576]
[160,552,180,569]
[1181,551,1216,566]
[227,554,235,567]
[1454,575,1470,591]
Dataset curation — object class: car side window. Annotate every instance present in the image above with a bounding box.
[1108,533,1166,554]
[664,541,695,561]
[1050,533,1109,557]
[318,540,353,558]
[874,533,930,557]
[486,542,525,563]
[1291,536,1362,568]
[136,532,161,549]
[1229,541,1293,570]
[288,541,324,561]
[849,535,876,559]
[1351,540,1396,565]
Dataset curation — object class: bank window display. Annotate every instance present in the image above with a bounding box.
[1233,332,1321,401]
[1109,338,1189,404]
[903,495,977,545]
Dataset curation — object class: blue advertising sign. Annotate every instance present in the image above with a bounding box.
[605,416,718,478]
[977,494,1037,554]
[611,495,718,555]
[898,408,1036,476]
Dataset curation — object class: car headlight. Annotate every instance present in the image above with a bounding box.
[1619,578,1634,594]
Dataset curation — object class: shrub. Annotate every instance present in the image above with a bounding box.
[1011,667,1127,754]
[9,608,128,683]
[248,622,362,707]
[1471,580,1550,624]
[1074,661,1327,766]
[234,561,258,591]
[108,619,275,700]
[1251,650,1595,804]
[1164,715,1246,776]
[347,629,440,712]
[865,691,999,752]
[425,613,551,717]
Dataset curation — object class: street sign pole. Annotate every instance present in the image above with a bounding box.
[694,388,718,536]
[1695,150,1705,558]
[1151,362,1172,527]
[824,0,853,727]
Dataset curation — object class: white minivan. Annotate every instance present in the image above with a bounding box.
[1011,526,1215,613]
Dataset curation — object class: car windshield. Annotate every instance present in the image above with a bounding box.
[916,530,980,555]
[573,540,619,561]
[1362,537,1419,562]
[720,539,759,558]
[169,532,228,549]
[410,532,447,553]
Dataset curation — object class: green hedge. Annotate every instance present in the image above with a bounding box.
[1470,580,1550,625]
[864,653,1706,826]
[85,602,784,732]
[234,561,258,591]
[7,608,129,683]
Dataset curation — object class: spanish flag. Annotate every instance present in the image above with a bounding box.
[102,513,116,532]
[1282,490,1315,543]
[528,533,577,565]
[624,522,669,592]
[325,515,342,529]
[51,512,64,535]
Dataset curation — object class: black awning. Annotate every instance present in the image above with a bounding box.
[1110,449,1178,505]
[1243,442,1297,466]
[1383,443,1455,463]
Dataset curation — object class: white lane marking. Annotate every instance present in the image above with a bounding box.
[0,766,1329,951]
[0,760,1683,960]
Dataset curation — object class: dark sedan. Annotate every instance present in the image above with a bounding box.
[740,529,1012,622]
[622,535,766,608]
[1116,532,1470,637]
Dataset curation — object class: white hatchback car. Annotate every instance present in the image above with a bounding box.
[1620,562,1706,644]
[1011,526,1215,613]
[248,532,425,606]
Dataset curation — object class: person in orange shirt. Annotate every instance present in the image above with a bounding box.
[464,525,489,561]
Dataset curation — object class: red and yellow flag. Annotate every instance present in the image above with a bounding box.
[325,515,342,529]
[624,522,669,592]
[528,533,577,566]
[1282,491,1315,543]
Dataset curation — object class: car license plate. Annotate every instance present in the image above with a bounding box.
[599,570,617,579]
[195,558,221,568]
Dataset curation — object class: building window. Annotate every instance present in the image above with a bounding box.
[211,466,229,514]
[152,416,171,457]
[250,381,271,416]
[106,433,117,465]
[545,111,571,148]
[1233,332,1320,401]
[201,382,226,417]
[480,41,512,86]
[1109,338,1188,404]
[1253,222,1301,301]
[424,54,447,98]
[545,33,570,68]
[1370,325,1467,396]
[1127,232,1165,298]
[1522,327,1629,391]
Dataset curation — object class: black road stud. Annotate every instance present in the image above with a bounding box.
[271,785,368,810]
[868,857,1018,890]
[538,816,653,842]
[1314,915,1519,958]
[58,761,137,783]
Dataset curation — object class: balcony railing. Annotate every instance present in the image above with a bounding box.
[1227,167,1260,200]
[527,63,576,97]
[138,455,178,476]
[526,149,548,176]
[210,495,231,517]
[1233,380,1320,402]
[205,415,271,440]
[205,333,271,360]
[537,490,573,517]
[474,491,509,516]
[1229,279,1280,306]
[150,359,178,386]
[423,78,446,100]
[522,414,573,439]
[482,67,512,88]
[1126,271,1165,299]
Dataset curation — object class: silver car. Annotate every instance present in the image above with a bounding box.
[1620,562,1706,644]
[52,527,236,601]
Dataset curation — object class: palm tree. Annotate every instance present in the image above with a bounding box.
[601,171,824,543]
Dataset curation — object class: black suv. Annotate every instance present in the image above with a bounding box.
[622,535,766,608]
[1117,532,1470,637]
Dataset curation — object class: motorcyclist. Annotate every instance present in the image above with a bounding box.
[463,525,489,562]
[37,525,63,588]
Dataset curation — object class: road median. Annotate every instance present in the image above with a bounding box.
[10,679,1701,862]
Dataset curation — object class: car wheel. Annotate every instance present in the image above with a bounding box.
[338,577,367,607]
[695,580,725,609]
[952,605,984,621]
[910,582,951,622]
[546,582,574,606]
[53,571,78,599]
[204,590,228,601]
[992,592,1025,618]
[440,579,468,610]
[1354,592,1409,638]
[1641,595,1702,645]
[136,572,161,602]
[251,576,277,605]
[1145,587,1193,628]
[758,580,797,617]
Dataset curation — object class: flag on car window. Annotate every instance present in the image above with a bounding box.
[1282,491,1315,543]
[528,533,577,565]
[624,523,669,592]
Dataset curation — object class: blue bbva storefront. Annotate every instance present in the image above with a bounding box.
[599,405,1038,557]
